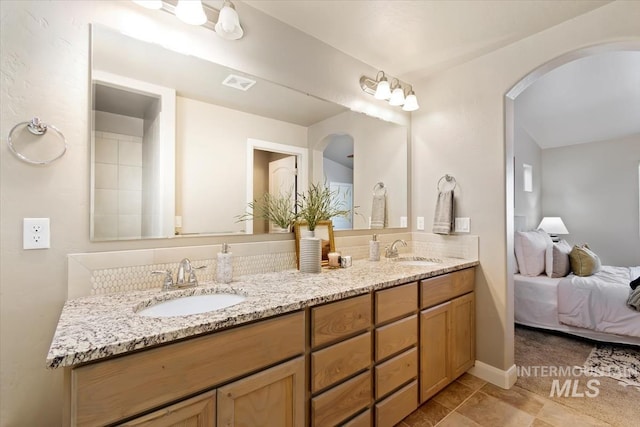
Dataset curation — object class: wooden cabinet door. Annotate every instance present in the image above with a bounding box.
[419,301,451,403]
[120,390,215,427]
[217,357,305,427]
[451,292,475,379]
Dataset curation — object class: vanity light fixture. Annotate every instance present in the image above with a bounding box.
[131,0,244,40]
[215,0,244,40]
[359,71,419,111]
[175,0,207,26]
[388,79,405,106]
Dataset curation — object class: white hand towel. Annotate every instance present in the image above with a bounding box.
[370,194,386,229]
[433,190,454,234]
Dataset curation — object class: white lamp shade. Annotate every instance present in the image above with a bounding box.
[132,0,163,9]
[389,86,405,106]
[175,0,207,25]
[402,92,419,111]
[537,217,569,235]
[374,78,391,100]
[215,3,244,40]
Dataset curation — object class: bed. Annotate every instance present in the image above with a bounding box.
[513,228,640,346]
[514,266,640,346]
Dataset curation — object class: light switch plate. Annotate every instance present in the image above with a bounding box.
[23,218,50,249]
[416,216,425,230]
[455,217,470,233]
[400,216,407,228]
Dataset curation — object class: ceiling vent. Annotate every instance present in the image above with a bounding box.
[222,74,256,91]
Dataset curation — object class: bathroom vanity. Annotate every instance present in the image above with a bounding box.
[49,259,477,426]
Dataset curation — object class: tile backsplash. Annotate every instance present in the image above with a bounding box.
[68,232,478,298]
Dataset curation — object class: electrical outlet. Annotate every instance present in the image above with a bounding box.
[455,217,470,233]
[416,216,425,231]
[400,216,407,228]
[23,218,50,249]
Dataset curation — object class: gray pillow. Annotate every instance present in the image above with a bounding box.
[546,239,571,278]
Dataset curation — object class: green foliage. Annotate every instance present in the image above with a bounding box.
[296,182,350,231]
[237,190,297,231]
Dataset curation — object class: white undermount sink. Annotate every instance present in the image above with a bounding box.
[137,293,246,318]
[392,256,442,267]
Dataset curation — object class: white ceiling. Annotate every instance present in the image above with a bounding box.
[244,0,610,82]
[516,51,640,149]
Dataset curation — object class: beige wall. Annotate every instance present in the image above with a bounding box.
[411,0,640,372]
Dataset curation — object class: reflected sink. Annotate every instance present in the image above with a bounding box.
[392,256,442,267]
[137,293,246,317]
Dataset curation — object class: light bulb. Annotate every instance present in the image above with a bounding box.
[389,86,405,106]
[402,92,419,111]
[374,77,391,100]
[175,0,207,26]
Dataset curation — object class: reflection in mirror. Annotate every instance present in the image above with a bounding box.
[90,24,408,241]
[323,135,354,230]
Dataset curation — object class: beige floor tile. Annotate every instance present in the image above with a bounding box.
[479,383,546,416]
[531,418,555,427]
[536,401,611,427]
[403,399,451,426]
[436,411,482,427]
[432,381,474,410]
[456,392,535,427]
[456,373,487,391]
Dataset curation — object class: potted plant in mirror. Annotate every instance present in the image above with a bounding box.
[296,182,350,273]
[236,190,297,233]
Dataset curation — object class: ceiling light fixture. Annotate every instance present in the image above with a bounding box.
[131,0,244,40]
[359,71,419,111]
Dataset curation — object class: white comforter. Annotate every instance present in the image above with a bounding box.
[557,266,640,338]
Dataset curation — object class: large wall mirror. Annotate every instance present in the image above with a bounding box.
[90,24,408,241]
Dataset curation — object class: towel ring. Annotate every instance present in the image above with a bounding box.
[373,181,387,196]
[437,174,457,192]
[6,117,67,165]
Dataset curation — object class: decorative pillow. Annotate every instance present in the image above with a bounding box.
[569,244,602,277]
[546,239,571,278]
[515,230,552,276]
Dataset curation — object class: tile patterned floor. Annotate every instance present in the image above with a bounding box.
[398,373,610,427]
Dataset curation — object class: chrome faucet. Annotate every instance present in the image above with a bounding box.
[385,239,407,258]
[152,258,206,291]
[176,258,205,287]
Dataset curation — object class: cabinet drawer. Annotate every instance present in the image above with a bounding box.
[375,314,417,361]
[343,409,371,427]
[421,268,474,309]
[312,332,371,392]
[71,311,305,427]
[375,282,417,324]
[312,294,372,348]
[375,380,418,427]
[375,347,418,399]
[312,371,372,427]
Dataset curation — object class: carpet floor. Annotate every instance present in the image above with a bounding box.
[515,326,640,426]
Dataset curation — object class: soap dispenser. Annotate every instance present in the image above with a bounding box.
[369,234,380,261]
[217,243,233,284]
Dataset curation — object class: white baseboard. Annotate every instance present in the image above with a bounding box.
[468,361,517,389]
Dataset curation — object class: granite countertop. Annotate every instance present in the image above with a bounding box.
[46,256,478,369]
